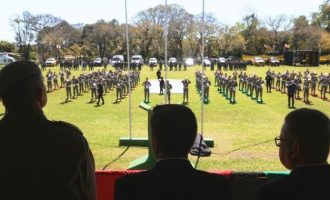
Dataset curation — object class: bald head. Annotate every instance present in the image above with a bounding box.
[0,61,46,112]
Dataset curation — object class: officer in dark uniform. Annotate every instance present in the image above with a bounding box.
[265,73,272,93]
[156,69,161,80]
[159,77,165,95]
[287,78,297,108]
[0,61,96,200]
[97,79,104,105]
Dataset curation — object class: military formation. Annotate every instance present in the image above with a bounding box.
[45,68,140,104]
[267,69,330,103]
[195,71,211,103]
[41,62,329,108]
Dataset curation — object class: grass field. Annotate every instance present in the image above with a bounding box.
[0,64,329,171]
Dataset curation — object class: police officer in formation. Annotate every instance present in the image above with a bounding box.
[255,76,264,102]
[65,77,72,101]
[303,77,311,103]
[143,77,151,103]
[46,69,53,92]
[182,78,191,103]
[166,80,173,104]
[228,76,238,103]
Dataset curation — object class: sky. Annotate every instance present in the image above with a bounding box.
[0,0,325,42]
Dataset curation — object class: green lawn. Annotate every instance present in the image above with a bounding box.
[0,64,329,171]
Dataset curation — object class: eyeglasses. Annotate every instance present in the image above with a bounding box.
[274,136,291,147]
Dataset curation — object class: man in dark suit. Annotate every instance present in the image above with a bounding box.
[0,61,96,200]
[255,108,330,200]
[115,104,231,200]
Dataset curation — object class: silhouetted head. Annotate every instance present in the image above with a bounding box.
[278,108,330,169]
[151,104,197,159]
[0,61,47,113]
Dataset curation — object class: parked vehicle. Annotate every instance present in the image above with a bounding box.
[111,55,124,68]
[168,57,177,66]
[218,57,226,63]
[0,53,15,65]
[148,57,158,67]
[131,55,143,69]
[251,57,265,66]
[93,57,102,66]
[203,57,211,66]
[184,57,194,67]
[269,56,280,66]
[45,57,56,67]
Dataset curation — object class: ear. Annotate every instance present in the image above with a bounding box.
[36,87,47,108]
[291,141,302,160]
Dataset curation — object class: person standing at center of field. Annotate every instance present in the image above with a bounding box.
[143,77,151,103]
[166,80,173,104]
[97,79,104,106]
[286,78,296,108]
[182,78,191,103]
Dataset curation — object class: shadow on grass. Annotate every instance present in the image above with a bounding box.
[60,99,71,104]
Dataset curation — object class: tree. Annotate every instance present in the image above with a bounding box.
[312,0,330,32]
[291,16,321,50]
[0,41,15,52]
[11,11,62,59]
[265,15,292,52]
[242,13,264,54]
[36,21,81,60]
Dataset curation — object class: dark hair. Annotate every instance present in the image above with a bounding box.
[151,104,197,158]
[284,108,330,162]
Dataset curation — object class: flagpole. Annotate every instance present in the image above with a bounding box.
[125,0,132,139]
[164,0,168,104]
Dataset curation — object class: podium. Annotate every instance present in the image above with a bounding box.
[118,102,215,169]
[119,102,156,170]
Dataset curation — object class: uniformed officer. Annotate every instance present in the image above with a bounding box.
[159,77,165,95]
[320,75,328,99]
[0,61,96,200]
[229,77,238,103]
[143,77,151,103]
[46,69,53,92]
[59,70,65,88]
[203,77,211,102]
[72,76,79,98]
[303,77,310,103]
[156,69,161,80]
[65,77,72,101]
[275,72,281,91]
[182,78,191,103]
[287,78,296,108]
[265,73,272,93]
[310,73,318,96]
[90,78,97,102]
[51,72,58,90]
[97,79,104,105]
[166,80,173,104]
[255,77,264,102]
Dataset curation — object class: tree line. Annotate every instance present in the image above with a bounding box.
[1,1,330,61]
